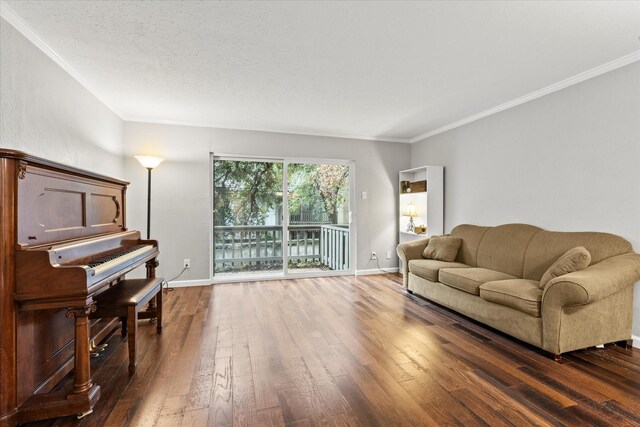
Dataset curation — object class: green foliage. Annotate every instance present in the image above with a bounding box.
[288,164,349,224]
[214,160,349,226]
[214,160,282,225]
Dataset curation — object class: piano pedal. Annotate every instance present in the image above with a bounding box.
[77,409,93,419]
[90,340,108,350]
[90,352,100,358]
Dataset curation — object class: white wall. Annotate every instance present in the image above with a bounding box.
[411,62,640,337]
[0,18,123,177]
[123,122,410,281]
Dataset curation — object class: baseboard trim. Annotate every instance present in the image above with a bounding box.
[173,272,359,286]
[355,268,399,276]
[633,335,640,349]
[168,279,212,288]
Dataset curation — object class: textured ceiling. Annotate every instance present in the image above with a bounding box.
[2,1,639,142]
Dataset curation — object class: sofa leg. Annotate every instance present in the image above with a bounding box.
[614,339,633,350]
[553,354,563,362]
[407,289,414,294]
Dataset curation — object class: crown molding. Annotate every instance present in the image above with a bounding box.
[409,50,640,143]
[123,116,411,143]
[0,1,123,118]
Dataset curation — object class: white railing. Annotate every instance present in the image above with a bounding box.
[320,225,349,270]
[213,224,349,272]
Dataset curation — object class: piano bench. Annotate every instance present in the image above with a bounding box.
[91,278,164,375]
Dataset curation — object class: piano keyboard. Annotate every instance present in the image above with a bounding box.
[89,244,155,276]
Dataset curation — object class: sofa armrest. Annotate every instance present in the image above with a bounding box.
[396,238,430,288]
[542,253,640,306]
[541,253,640,354]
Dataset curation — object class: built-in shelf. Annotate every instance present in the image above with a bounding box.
[400,231,428,237]
[398,165,443,245]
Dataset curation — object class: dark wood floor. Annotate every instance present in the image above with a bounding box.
[28,274,640,427]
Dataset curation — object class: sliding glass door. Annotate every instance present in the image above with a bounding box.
[212,155,353,281]
[213,158,284,278]
[286,162,350,273]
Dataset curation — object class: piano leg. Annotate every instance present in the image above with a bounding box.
[17,304,101,424]
[66,304,97,395]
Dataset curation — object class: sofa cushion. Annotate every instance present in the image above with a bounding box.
[480,279,542,317]
[408,259,469,282]
[523,230,632,281]
[539,246,592,289]
[421,236,462,262]
[450,224,490,267]
[439,268,517,295]
[475,224,542,278]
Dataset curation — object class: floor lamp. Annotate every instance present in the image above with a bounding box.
[134,155,164,239]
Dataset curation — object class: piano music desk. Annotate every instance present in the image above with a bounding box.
[91,278,164,374]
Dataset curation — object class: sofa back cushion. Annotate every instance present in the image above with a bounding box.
[450,223,634,280]
[523,231,633,281]
[475,224,542,278]
[450,224,490,267]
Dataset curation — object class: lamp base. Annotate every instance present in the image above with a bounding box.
[406,217,415,233]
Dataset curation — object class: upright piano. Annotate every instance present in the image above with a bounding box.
[0,149,159,426]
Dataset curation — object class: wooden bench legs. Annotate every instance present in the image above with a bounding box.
[122,290,162,375]
[121,292,163,334]
[125,292,163,375]
[127,306,138,375]
[156,290,163,334]
[92,278,164,375]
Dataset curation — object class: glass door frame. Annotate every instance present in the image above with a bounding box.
[210,153,356,283]
[282,157,356,279]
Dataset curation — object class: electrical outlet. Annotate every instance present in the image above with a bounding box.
[371,251,377,260]
[183,259,191,269]
[386,250,391,259]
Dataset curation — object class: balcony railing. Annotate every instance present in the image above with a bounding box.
[213,224,349,272]
[320,224,350,270]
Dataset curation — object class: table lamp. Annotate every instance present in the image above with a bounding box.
[403,201,417,233]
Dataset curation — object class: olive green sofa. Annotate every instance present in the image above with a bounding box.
[396,223,640,357]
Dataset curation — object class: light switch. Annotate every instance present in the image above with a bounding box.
[361,191,367,199]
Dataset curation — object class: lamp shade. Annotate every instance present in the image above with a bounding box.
[403,202,417,217]
[135,155,164,169]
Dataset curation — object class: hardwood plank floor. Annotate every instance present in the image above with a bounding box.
[27,274,640,426]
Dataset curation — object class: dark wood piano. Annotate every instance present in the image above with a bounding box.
[0,149,160,426]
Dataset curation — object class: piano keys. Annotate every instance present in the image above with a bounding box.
[0,149,159,426]
[15,231,158,310]
[87,244,155,275]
